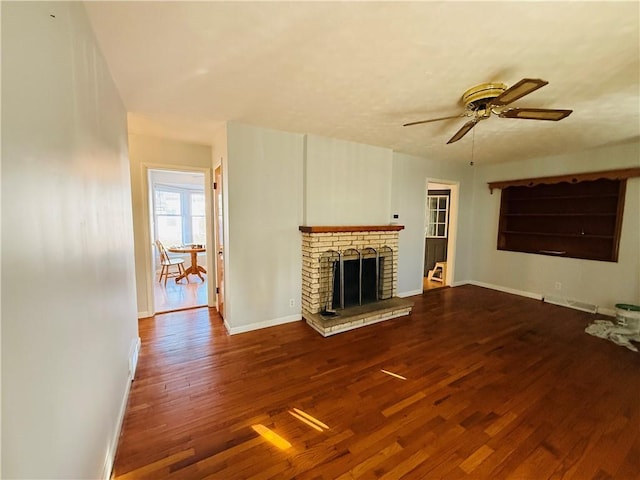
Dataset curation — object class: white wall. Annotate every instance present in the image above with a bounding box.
[471,141,640,311]
[221,127,476,329]
[225,123,304,332]
[304,134,392,225]
[2,3,138,478]
[391,152,475,296]
[128,133,212,316]
[150,169,206,189]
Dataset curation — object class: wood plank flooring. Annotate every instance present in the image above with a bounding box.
[153,275,208,313]
[423,276,447,291]
[113,285,640,479]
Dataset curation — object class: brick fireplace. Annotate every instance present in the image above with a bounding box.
[300,225,414,336]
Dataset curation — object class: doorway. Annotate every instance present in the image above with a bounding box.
[423,181,458,292]
[149,169,209,313]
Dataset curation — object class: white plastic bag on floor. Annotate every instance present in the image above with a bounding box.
[585,320,640,352]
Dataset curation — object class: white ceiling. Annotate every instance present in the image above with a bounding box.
[85,1,639,165]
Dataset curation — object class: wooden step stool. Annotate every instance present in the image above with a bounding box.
[427,262,447,283]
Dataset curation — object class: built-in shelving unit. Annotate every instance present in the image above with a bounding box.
[490,168,640,262]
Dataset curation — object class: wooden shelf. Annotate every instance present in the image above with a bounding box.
[496,178,626,262]
[508,194,619,201]
[299,225,404,233]
[488,167,640,193]
[502,231,615,239]
[504,213,616,217]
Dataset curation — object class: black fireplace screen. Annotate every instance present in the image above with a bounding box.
[319,247,393,313]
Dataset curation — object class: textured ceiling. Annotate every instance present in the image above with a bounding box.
[85,1,639,164]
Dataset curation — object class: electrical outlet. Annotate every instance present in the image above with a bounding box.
[289,298,295,308]
[554,282,562,290]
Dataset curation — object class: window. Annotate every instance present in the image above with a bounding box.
[426,194,449,238]
[154,186,205,247]
[190,193,206,245]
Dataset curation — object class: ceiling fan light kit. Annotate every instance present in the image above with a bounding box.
[405,78,573,144]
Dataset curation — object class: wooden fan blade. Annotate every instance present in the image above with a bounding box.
[403,114,465,127]
[490,78,548,107]
[447,119,478,144]
[499,108,572,121]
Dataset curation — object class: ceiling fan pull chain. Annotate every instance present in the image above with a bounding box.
[470,126,476,166]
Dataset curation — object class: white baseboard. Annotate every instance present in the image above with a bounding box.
[468,281,543,301]
[225,314,301,335]
[543,295,595,314]
[137,311,151,319]
[467,281,615,316]
[102,336,140,479]
[396,281,472,297]
[129,337,141,380]
[398,289,423,298]
[598,307,616,318]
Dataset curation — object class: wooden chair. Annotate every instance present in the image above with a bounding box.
[155,240,188,286]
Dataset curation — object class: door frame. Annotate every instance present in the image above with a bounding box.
[423,179,459,287]
[140,163,215,316]
[213,164,224,318]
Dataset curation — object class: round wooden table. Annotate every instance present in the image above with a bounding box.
[167,245,207,282]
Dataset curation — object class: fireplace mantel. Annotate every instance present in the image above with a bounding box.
[299,225,404,233]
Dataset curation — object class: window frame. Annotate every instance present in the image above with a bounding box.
[153,184,206,247]
[426,193,450,239]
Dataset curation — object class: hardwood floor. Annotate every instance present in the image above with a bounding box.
[153,274,208,313]
[113,286,640,479]
[423,276,447,291]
